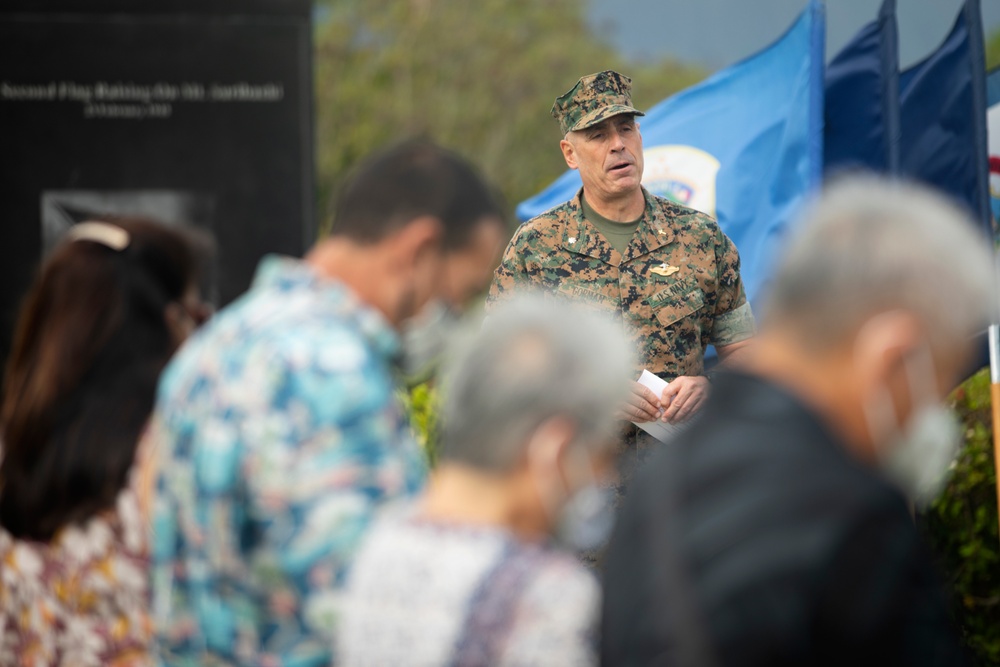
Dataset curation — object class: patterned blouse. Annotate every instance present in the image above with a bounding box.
[336,506,600,666]
[0,485,151,666]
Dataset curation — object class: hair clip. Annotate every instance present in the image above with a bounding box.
[65,221,130,251]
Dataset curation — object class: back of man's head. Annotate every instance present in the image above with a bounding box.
[764,177,996,350]
[329,138,504,250]
[438,295,634,472]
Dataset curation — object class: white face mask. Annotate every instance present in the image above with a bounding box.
[863,345,961,507]
[555,478,616,552]
[400,300,460,381]
[529,438,616,552]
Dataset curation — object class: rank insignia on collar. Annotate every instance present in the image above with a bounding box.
[657,229,667,236]
[650,263,680,277]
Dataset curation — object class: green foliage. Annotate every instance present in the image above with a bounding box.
[313,0,704,230]
[403,382,441,466]
[920,368,1000,665]
[987,29,1000,71]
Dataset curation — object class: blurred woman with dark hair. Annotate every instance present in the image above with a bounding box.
[0,218,209,666]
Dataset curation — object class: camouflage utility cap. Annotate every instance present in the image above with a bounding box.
[551,70,645,136]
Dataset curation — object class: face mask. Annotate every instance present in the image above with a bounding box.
[863,345,961,507]
[530,438,616,552]
[555,478,616,552]
[400,300,461,382]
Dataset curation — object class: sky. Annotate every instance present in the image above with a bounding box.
[589,0,1000,70]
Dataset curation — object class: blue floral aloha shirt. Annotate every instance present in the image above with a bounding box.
[148,256,427,667]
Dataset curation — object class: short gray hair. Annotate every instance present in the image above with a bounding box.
[439,295,634,472]
[764,176,997,347]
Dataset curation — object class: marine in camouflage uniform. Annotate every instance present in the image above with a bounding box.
[487,70,754,470]
[488,187,751,380]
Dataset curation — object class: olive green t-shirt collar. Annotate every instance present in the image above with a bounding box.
[581,194,643,256]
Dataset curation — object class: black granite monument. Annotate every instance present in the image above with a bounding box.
[0,0,314,369]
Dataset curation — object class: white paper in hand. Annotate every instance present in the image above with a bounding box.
[632,369,682,443]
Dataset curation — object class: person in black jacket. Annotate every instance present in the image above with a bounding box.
[601,177,994,667]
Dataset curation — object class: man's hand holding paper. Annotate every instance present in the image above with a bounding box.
[619,372,709,425]
[660,375,709,423]
[625,370,710,443]
[614,381,662,423]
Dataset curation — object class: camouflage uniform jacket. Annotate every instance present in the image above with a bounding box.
[487,187,753,381]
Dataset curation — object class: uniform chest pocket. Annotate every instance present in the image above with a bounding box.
[648,281,705,327]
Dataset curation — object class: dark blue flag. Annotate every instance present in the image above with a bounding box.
[824,0,899,174]
[900,0,990,232]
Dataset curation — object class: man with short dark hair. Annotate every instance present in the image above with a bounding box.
[488,71,754,472]
[149,139,507,666]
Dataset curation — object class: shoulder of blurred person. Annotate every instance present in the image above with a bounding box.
[0,470,151,666]
[337,505,600,666]
[603,369,962,666]
[601,177,990,666]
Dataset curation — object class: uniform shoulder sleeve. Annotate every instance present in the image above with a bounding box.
[706,219,754,346]
[486,212,564,312]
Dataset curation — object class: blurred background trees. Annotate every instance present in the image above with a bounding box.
[988,30,1000,69]
[920,372,1000,664]
[313,0,703,226]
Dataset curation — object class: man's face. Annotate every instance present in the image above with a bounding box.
[436,217,507,311]
[402,217,506,322]
[560,114,644,204]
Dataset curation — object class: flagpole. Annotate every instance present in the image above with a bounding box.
[959,0,1000,544]
[989,325,1000,538]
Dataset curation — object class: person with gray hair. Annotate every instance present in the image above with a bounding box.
[336,295,634,666]
[602,177,992,666]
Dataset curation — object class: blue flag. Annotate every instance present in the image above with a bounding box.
[988,67,1000,225]
[899,0,990,231]
[516,0,825,307]
[824,0,899,174]
[987,66,1000,107]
